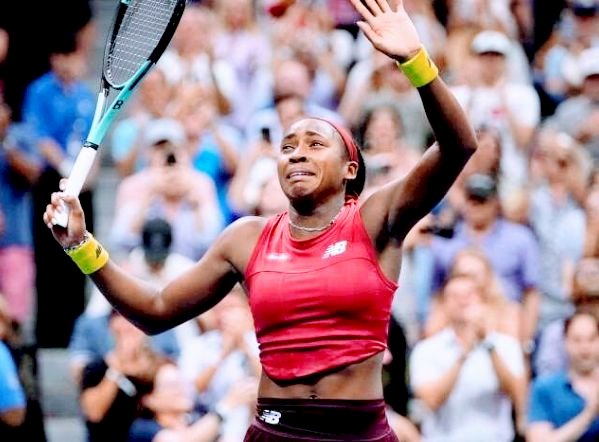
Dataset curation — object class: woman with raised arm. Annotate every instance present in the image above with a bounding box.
[44,0,477,440]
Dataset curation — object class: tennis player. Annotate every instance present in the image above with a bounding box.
[44,0,477,440]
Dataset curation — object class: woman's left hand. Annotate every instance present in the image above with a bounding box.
[349,0,422,62]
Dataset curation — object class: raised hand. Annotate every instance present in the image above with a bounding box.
[349,0,422,62]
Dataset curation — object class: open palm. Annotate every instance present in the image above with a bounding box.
[349,0,422,61]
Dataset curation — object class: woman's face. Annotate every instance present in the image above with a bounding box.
[364,108,400,152]
[277,119,357,201]
[451,254,489,291]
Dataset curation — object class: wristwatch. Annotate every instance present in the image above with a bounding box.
[481,338,496,353]
[105,367,137,397]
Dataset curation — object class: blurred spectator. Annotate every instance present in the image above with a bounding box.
[128,362,255,442]
[172,82,242,224]
[446,0,519,37]
[213,0,272,126]
[340,50,431,150]
[0,96,41,328]
[178,286,259,439]
[0,1,94,120]
[431,173,541,350]
[534,1,599,108]
[227,122,289,218]
[527,311,599,442]
[22,35,96,348]
[534,257,599,377]
[543,47,599,164]
[425,247,521,340]
[0,297,46,441]
[0,338,25,438]
[450,30,540,195]
[527,130,588,329]
[79,309,167,442]
[69,218,197,383]
[357,103,422,194]
[246,58,342,147]
[409,274,527,442]
[110,118,223,261]
[584,183,599,257]
[110,69,174,178]
[156,5,236,116]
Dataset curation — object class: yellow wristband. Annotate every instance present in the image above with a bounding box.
[65,232,109,275]
[397,47,439,88]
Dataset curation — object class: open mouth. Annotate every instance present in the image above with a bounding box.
[287,171,314,179]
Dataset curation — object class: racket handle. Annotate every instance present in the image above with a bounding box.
[53,145,98,228]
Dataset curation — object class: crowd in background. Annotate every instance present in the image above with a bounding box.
[1,0,599,440]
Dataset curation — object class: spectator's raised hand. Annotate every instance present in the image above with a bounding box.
[350,0,421,62]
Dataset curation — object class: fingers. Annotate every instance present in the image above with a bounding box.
[374,0,393,12]
[349,0,375,21]
[363,0,383,16]
[357,21,382,46]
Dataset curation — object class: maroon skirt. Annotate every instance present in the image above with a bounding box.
[243,398,400,442]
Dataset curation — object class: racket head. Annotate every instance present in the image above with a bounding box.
[103,0,186,89]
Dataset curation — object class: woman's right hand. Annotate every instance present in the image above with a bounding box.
[43,180,88,249]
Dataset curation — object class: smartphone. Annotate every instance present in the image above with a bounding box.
[165,152,177,166]
[261,127,272,144]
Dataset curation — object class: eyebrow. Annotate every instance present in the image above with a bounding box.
[282,130,328,142]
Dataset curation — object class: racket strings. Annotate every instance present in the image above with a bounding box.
[105,0,177,86]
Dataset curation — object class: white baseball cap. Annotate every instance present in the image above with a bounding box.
[143,118,186,146]
[471,30,511,56]
[578,47,599,79]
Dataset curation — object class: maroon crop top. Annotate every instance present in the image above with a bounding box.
[245,199,398,381]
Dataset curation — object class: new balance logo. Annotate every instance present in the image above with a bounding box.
[322,240,347,259]
[259,410,281,425]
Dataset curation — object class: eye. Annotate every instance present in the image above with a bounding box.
[281,144,294,153]
[310,141,324,148]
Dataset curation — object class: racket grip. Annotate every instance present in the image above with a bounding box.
[53,146,98,228]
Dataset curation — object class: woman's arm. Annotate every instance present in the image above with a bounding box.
[351,0,477,242]
[44,192,263,335]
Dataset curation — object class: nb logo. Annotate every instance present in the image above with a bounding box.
[322,240,348,259]
[259,410,281,425]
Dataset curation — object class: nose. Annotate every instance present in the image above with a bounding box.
[289,145,308,163]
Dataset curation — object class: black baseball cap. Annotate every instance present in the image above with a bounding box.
[465,173,498,200]
[572,0,598,16]
[142,218,172,263]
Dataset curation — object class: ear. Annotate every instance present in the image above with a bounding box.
[344,160,359,181]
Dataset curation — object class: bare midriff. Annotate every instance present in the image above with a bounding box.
[257,352,384,400]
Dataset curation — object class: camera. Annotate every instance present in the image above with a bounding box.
[261,127,271,144]
[420,223,455,239]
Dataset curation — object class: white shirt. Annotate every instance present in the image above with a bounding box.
[410,328,524,442]
[451,83,540,192]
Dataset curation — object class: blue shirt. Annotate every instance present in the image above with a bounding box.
[528,372,599,442]
[191,127,243,224]
[431,218,540,302]
[21,71,94,159]
[0,123,41,248]
[0,341,25,412]
[68,313,180,364]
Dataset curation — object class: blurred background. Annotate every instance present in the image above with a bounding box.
[1,0,599,441]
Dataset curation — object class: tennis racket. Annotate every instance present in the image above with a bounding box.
[53,0,186,227]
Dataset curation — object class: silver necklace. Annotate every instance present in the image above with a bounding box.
[288,208,343,233]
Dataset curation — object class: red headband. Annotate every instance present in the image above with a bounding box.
[314,118,359,163]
